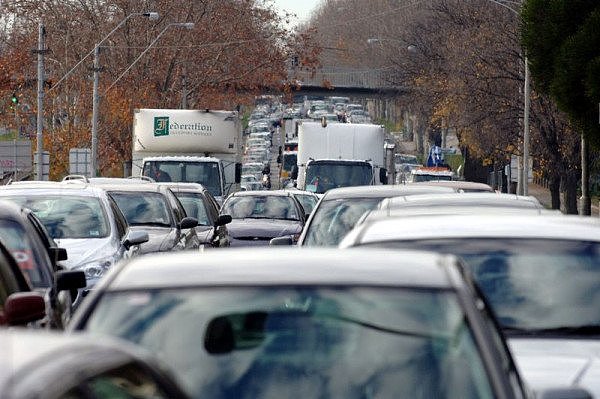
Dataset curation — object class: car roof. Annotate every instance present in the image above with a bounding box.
[88,182,165,193]
[100,248,461,290]
[341,214,600,246]
[274,188,317,197]
[229,190,293,197]
[0,181,109,197]
[409,181,494,192]
[0,330,176,397]
[156,182,208,193]
[0,330,129,375]
[383,193,542,209]
[321,184,456,200]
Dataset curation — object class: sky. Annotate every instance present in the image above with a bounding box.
[270,0,323,25]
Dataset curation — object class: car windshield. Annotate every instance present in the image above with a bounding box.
[412,173,452,182]
[109,192,173,227]
[305,162,372,194]
[175,192,211,226]
[5,196,109,239]
[395,155,419,165]
[83,286,493,399]
[365,238,600,334]
[222,196,299,221]
[294,194,317,215]
[0,220,50,288]
[143,161,222,198]
[304,198,382,246]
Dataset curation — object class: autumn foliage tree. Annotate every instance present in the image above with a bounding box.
[0,0,316,178]
[307,0,580,212]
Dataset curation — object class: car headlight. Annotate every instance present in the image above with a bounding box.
[75,260,112,280]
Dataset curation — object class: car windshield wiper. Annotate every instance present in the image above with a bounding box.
[503,324,600,336]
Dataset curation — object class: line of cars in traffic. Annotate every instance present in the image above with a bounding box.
[1,172,598,398]
[1,96,598,399]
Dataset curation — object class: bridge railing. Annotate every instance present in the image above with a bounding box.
[291,67,396,89]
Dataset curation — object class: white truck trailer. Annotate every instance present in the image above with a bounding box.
[131,109,242,203]
[294,121,387,194]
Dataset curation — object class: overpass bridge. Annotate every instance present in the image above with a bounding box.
[282,67,408,128]
[289,67,407,99]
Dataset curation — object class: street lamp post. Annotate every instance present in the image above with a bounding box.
[88,12,160,176]
[92,22,193,176]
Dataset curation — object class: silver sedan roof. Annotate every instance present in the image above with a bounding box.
[319,184,455,201]
[381,193,543,210]
[99,248,461,291]
[340,214,600,247]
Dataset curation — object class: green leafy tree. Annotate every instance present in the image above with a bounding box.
[522,0,600,142]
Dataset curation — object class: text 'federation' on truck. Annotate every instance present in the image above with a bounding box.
[131,109,243,203]
[291,121,388,194]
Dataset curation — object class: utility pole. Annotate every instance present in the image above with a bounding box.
[181,65,187,109]
[91,45,100,176]
[522,58,530,196]
[35,23,47,181]
[580,133,591,215]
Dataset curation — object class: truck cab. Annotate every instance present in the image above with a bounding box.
[303,159,384,194]
[142,157,229,203]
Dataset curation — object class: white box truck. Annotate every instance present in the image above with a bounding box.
[131,109,242,203]
[294,121,387,194]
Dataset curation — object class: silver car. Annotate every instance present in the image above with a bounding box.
[341,214,600,397]
[294,185,455,247]
[68,248,560,399]
[0,181,148,289]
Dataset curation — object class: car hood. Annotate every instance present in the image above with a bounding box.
[509,338,600,397]
[129,226,177,253]
[227,219,302,240]
[53,237,118,269]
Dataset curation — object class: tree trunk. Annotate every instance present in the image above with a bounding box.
[562,170,579,214]
[549,174,561,210]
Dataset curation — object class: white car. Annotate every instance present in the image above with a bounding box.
[341,214,600,398]
[0,181,148,289]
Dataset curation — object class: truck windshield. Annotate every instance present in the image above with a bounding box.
[305,161,372,194]
[283,153,297,171]
[143,161,222,197]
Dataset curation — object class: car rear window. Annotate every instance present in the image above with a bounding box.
[84,286,494,399]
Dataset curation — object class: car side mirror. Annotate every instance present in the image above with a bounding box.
[48,247,68,262]
[56,270,86,291]
[215,214,232,227]
[269,236,294,246]
[379,168,388,185]
[3,292,45,326]
[179,216,198,230]
[122,230,149,249]
[537,387,593,399]
[290,165,298,180]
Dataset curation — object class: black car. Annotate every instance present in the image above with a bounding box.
[92,182,200,253]
[0,237,46,327]
[220,191,305,246]
[0,330,190,399]
[0,200,85,328]
[159,182,232,248]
